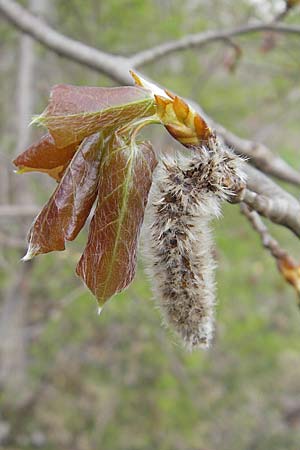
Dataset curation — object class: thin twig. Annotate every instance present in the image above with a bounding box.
[240,203,288,260]
[1,0,300,233]
[241,163,300,238]
[130,23,300,67]
[242,188,300,238]
[240,203,300,303]
[0,0,132,84]
[1,0,300,186]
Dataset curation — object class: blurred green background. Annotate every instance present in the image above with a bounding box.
[1,1,300,449]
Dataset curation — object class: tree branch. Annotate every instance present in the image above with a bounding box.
[1,0,300,237]
[240,203,300,301]
[240,203,288,260]
[130,23,300,67]
[190,99,300,186]
[0,0,132,84]
[1,0,299,186]
[240,165,300,238]
[212,119,300,186]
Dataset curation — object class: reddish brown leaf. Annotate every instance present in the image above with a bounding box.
[23,132,105,259]
[36,85,156,148]
[13,133,79,181]
[76,136,157,305]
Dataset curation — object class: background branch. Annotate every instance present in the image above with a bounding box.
[1,1,300,445]
[1,0,299,187]
[193,103,300,186]
[240,203,288,260]
[241,164,300,237]
[1,0,300,237]
[130,23,300,67]
[0,0,132,84]
[240,203,300,301]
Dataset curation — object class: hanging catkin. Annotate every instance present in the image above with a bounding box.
[146,137,245,350]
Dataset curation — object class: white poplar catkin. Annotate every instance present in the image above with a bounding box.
[145,137,245,350]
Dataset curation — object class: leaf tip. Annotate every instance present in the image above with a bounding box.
[130,70,143,87]
[29,114,45,128]
[21,244,38,262]
[13,166,29,175]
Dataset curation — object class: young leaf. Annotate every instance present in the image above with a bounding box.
[76,135,157,305]
[13,133,79,181]
[34,84,156,148]
[23,132,105,260]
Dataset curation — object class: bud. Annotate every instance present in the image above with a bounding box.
[278,256,300,303]
[130,70,212,147]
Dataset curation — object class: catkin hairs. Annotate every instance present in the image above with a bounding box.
[145,138,245,350]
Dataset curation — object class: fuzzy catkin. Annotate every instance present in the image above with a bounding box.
[145,138,245,350]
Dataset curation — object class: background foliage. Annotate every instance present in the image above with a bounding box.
[1,0,300,449]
